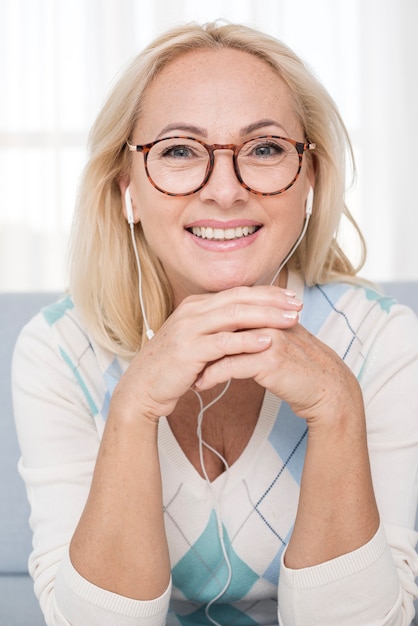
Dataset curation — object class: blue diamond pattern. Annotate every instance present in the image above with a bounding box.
[268,402,307,484]
[262,527,292,586]
[102,358,124,420]
[300,283,349,335]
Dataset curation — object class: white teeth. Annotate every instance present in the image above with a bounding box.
[191,225,258,240]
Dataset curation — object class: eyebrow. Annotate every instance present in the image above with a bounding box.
[156,119,288,140]
[240,119,288,136]
[157,124,208,139]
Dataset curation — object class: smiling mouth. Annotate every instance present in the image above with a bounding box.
[188,225,261,241]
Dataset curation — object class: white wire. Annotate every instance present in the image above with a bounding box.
[129,222,154,339]
[193,381,231,477]
[267,211,311,288]
[192,383,233,626]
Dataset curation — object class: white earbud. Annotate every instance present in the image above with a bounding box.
[125,187,135,225]
[305,186,314,216]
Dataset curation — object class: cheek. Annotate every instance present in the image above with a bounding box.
[129,166,150,221]
[266,192,305,232]
[131,159,189,223]
[134,191,187,247]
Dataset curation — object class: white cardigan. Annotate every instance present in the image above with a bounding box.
[12,271,418,625]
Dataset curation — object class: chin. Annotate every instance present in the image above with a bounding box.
[203,275,258,293]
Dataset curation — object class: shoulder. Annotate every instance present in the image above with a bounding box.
[296,276,418,374]
[14,294,85,357]
[13,295,108,419]
[14,294,122,371]
[302,279,415,325]
[301,278,418,335]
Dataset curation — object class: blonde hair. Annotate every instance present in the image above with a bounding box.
[69,21,366,357]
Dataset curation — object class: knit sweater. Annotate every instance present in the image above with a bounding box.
[12,271,418,625]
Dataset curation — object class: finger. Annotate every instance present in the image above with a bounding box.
[200,329,272,363]
[166,285,302,348]
[193,326,296,390]
[193,350,265,391]
[175,298,301,339]
[187,284,302,314]
[131,327,270,399]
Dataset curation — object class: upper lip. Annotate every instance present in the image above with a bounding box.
[185,219,262,229]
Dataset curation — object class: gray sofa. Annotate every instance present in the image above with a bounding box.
[1,287,417,625]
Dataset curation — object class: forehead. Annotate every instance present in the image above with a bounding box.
[137,48,300,139]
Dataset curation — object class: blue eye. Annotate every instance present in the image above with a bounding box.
[253,142,285,157]
[162,145,193,158]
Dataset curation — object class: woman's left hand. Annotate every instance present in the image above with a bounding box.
[193,322,362,425]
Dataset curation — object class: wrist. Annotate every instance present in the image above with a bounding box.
[108,392,164,434]
[304,374,365,431]
[111,380,169,424]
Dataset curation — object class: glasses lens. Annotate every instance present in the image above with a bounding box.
[147,138,209,194]
[237,137,300,194]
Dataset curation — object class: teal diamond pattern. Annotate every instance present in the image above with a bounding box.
[172,510,259,606]
[362,286,395,313]
[42,295,74,326]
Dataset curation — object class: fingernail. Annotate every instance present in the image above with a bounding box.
[282,310,298,320]
[287,297,303,306]
[284,289,296,297]
[258,335,272,344]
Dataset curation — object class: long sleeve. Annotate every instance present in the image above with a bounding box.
[12,306,171,626]
[12,284,418,625]
[278,282,418,625]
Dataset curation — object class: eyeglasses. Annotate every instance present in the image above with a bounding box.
[126,135,316,197]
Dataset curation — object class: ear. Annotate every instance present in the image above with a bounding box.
[119,176,139,224]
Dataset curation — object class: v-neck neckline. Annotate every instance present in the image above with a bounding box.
[157,390,282,497]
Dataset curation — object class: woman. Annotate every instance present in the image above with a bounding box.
[12,21,418,626]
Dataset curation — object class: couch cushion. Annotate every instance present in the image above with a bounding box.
[380,280,418,313]
[0,574,45,625]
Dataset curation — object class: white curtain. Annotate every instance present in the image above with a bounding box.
[1,0,417,291]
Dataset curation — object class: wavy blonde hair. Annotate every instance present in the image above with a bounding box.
[69,21,366,357]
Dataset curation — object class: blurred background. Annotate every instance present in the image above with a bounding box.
[1,0,417,292]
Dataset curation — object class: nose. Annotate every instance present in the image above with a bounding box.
[198,149,249,208]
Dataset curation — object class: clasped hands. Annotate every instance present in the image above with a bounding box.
[115,285,361,426]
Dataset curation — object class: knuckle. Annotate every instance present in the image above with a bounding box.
[182,293,204,306]
[224,302,242,322]
[229,285,251,298]
[219,355,234,374]
[175,297,196,316]
[214,331,232,351]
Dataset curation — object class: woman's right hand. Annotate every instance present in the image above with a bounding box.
[111,285,302,421]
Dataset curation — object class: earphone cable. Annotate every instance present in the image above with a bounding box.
[192,382,233,625]
[129,222,154,339]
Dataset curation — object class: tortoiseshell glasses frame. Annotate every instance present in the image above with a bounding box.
[126,135,316,197]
